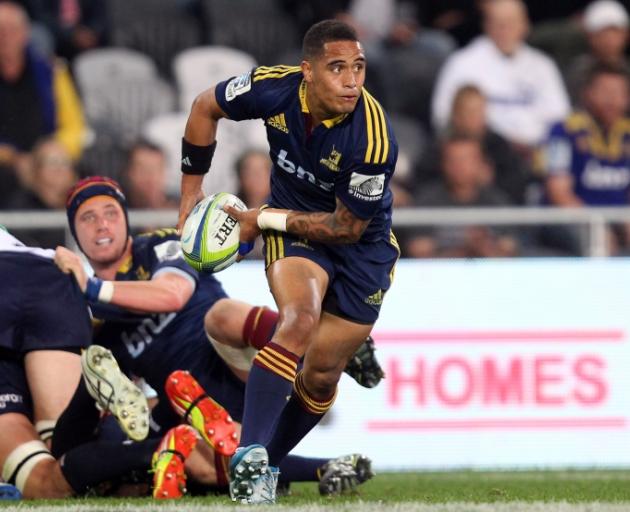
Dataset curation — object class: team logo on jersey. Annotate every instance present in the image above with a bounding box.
[349,172,385,201]
[225,71,252,101]
[291,238,312,250]
[0,393,23,409]
[319,145,342,172]
[266,113,289,133]
[364,289,384,306]
[277,149,334,192]
[154,240,183,262]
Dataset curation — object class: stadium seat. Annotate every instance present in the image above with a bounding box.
[74,48,159,91]
[108,0,202,78]
[81,78,176,146]
[173,46,257,111]
[201,0,300,66]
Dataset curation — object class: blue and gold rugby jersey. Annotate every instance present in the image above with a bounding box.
[215,66,398,243]
[544,111,630,205]
[90,229,228,391]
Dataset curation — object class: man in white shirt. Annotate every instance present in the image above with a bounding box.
[431,0,570,147]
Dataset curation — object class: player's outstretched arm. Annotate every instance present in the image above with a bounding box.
[178,86,228,232]
[225,198,370,245]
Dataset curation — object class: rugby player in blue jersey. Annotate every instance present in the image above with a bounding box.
[54,176,376,498]
[0,227,90,499]
[177,20,399,503]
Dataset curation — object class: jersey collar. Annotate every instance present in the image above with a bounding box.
[299,80,348,128]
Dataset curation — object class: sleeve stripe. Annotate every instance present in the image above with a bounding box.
[364,92,374,163]
[253,66,301,82]
[363,90,390,164]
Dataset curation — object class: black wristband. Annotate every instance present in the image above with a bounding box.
[181,139,216,175]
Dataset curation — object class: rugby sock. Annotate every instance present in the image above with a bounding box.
[51,379,100,458]
[278,455,329,482]
[266,371,337,465]
[60,438,160,494]
[242,306,278,349]
[239,342,299,446]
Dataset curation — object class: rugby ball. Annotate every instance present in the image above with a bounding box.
[181,192,247,273]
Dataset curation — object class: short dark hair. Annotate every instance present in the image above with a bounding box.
[126,138,164,164]
[584,61,630,89]
[302,19,359,60]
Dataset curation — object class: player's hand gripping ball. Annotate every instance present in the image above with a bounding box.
[181,192,247,273]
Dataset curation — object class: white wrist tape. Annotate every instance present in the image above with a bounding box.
[257,211,287,232]
[98,281,114,303]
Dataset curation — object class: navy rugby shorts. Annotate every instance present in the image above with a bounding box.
[0,356,33,418]
[0,253,91,353]
[262,231,399,325]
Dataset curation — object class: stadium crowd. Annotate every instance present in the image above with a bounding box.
[2,0,630,256]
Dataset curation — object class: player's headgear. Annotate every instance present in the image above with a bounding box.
[66,176,129,248]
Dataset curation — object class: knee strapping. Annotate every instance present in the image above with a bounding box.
[206,332,257,372]
[2,440,54,492]
[35,420,56,443]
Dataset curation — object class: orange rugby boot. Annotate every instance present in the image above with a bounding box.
[165,370,239,456]
[152,424,198,499]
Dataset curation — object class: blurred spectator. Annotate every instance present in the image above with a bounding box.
[235,148,271,209]
[122,139,177,210]
[565,0,630,105]
[0,0,86,188]
[30,0,108,60]
[416,0,484,47]
[235,149,271,260]
[432,0,570,149]
[419,84,530,204]
[279,0,455,123]
[541,62,630,254]
[405,134,518,258]
[5,137,77,247]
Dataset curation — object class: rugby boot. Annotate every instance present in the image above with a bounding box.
[343,336,385,388]
[165,370,238,456]
[229,444,272,503]
[318,453,374,496]
[81,345,149,441]
[0,483,21,500]
[152,424,198,499]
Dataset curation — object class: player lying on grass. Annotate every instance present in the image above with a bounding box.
[50,344,372,499]
[50,177,378,498]
[0,227,90,499]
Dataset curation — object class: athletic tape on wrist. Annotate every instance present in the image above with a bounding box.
[257,211,288,232]
[84,277,113,303]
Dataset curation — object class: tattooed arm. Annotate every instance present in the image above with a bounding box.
[225,199,371,246]
[286,199,370,243]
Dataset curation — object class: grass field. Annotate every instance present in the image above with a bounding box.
[4,471,630,511]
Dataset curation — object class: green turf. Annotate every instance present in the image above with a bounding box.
[5,470,630,508]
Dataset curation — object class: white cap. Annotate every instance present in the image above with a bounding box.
[584,0,629,32]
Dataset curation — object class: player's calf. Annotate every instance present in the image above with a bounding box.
[2,440,69,499]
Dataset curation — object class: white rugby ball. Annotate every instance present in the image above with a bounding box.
[181,192,247,273]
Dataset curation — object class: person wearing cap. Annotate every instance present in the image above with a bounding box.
[565,0,630,105]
